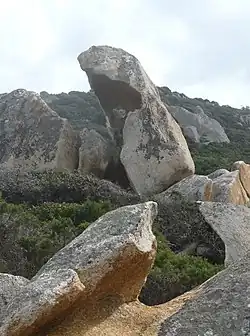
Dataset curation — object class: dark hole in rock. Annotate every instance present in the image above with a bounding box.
[89,73,142,128]
[86,73,142,191]
[104,157,131,190]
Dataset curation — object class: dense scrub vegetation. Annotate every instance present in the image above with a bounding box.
[0,192,223,305]
[190,141,250,175]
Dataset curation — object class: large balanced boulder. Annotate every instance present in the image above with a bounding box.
[0,89,78,171]
[78,45,194,196]
[0,201,157,336]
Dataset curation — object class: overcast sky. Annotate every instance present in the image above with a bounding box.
[1,0,250,107]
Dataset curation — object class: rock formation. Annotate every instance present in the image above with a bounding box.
[0,201,157,336]
[199,202,250,265]
[158,251,250,335]
[168,105,230,144]
[153,175,213,205]
[78,128,112,178]
[2,199,250,335]
[0,89,79,171]
[210,169,249,205]
[78,45,195,196]
[152,166,250,207]
[232,160,250,197]
[0,274,29,316]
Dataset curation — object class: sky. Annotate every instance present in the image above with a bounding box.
[1,0,250,108]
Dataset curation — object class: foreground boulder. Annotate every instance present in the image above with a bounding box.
[158,251,250,335]
[0,201,157,336]
[0,274,29,316]
[78,45,194,196]
[0,89,78,171]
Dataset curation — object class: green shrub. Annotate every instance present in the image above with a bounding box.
[139,230,223,305]
[0,197,112,277]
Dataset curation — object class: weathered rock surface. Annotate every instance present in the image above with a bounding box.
[34,201,157,300]
[153,175,213,205]
[199,202,250,265]
[210,169,249,205]
[158,251,250,336]
[0,89,78,171]
[78,128,112,178]
[207,168,230,179]
[169,105,230,143]
[0,269,84,336]
[0,274,29,316]
[182,125,200,143]
[78,45,194,196]
[232,160,250,197]
[0,201,157,336]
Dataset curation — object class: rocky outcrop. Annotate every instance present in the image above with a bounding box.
[182,125,200,143]
[210,169,249,205]
[232,160,250,197]
[0,274,29,316]
[153,175,213,205]
[0,201,157,336]
[0,89,79,171]
[156,199,250,266]
[78,128,113,178]
[168,105,230,144]
[2,198,250,335]
[78,45,194,196]
[158,251,250,336]
[199,202,250,266]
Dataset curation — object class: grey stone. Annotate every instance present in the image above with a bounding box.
[158,251,250,336]
[207,169,230,179]
[199,202,250,266]
[34,202,157,300]
[78,45,194,196]
[153,175,213,205]
[0,274,29,317]
[0,89,78,171]
[0,269,84,336]
[0,201,157,335]
[182,125,200,143]
[210,170,249,205]
[169,105,230,144]
[78,128,113,178]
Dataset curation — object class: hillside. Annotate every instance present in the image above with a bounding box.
[40,86,250,176]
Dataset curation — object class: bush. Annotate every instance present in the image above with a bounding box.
[0,197,112,278]
[139,230,223,305]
